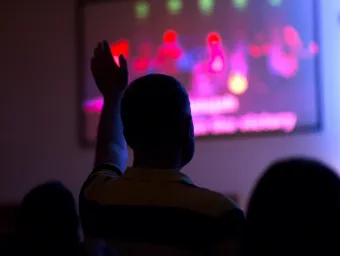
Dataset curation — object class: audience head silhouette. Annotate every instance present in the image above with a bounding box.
[244,157,340,256]
[121,74,194,170]
[17,181,80,255]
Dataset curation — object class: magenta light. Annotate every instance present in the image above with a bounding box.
[84,95,239,115]
[194,112,297,135]
[84,97,297,135]
[190,94,239,115]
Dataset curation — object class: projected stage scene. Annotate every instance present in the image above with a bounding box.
[81,0,320,143]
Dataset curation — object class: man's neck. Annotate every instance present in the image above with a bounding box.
[132,151,182,171]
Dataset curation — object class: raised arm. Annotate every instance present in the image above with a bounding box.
[91,41,129,171]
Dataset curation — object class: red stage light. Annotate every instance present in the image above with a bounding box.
[163,30,177,43]
[207,32,221,45]
[249,45,262,58]
[110,39,130,59]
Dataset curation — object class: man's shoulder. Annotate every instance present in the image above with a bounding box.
[183,184,242,217]
[192,185,236,202]
[190,187,245,234]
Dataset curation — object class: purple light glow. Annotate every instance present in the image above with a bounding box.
[83,97,297,135]
[194,112,297,135]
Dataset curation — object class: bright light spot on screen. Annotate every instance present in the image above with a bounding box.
[268,0,283,7]
[167,0,182,15]
[207,32,221,45]
[308,41,319,55]
[269,52,298,78]
[198,0,215,15]
[232,0,248,10]
[163,29,178,43]
[228,73,248,95]
[190,95,240,115]
[249,45,262,57]
[283,25,302,49]
[211,56,224,72]
[135,1,149,19]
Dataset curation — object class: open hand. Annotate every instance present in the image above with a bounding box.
[91,40,128,99]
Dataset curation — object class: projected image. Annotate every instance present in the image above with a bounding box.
[81,0,320,142]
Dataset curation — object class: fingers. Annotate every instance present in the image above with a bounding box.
[119,54,128,70]
[94,42,102,57]
[113,56,120,67]
[92,40,128,71]
[102,40,111,56]
[102,40,123,69]
[93,40,109,58]
[96,40,118,67]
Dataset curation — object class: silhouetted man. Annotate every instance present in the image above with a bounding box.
[79,41,245,255]
[17,181,80,256]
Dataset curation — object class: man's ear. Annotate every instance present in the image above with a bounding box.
[180,116,194,141]
[180,116,195,167]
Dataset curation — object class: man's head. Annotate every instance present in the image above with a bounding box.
[244,158,340,256]
[121,74,194,169]
[18,181,80,254]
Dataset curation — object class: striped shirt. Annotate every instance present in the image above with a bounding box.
[79,164,245,255]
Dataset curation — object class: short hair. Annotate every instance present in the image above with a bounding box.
[121,74,191,149]
[244,158,340,256]
[18,181,79,253]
